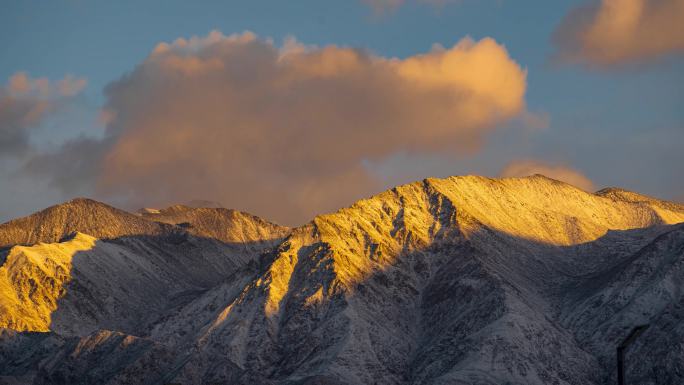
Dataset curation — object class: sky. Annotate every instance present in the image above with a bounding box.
[1,0,683,226]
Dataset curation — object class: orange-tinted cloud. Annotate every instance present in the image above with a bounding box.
[554,0,684,67]
[31,31,527,225]
[500,160,595,191]
[7,72,50,97]
[0,72,87,156]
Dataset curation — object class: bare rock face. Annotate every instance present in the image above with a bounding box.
[1,175,683,385]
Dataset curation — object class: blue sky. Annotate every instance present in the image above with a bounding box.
[1,0,683,224]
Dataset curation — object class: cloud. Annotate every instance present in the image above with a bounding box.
[0,72,87,157]
[553,0,684,67]
[362,0,455,14]
[362,0,405,13]
[7,72,50,97]
[57,75,88,97]
[500,160,595,191]
[28,31,527,225]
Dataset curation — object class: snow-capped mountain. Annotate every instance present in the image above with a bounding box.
[1,175,683,385]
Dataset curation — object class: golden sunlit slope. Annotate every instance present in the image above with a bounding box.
[428,175,684,244]
[306,174,684,288]
[243,174,684,321]
[0,232,96,332]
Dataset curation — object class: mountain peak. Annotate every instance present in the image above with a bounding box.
[0,198,167,249]
[313,174,684,251]
[139,204,289,244]
[596,186,684,216]
[596,186,669,203]
[66,197,101,205]
[183,199,224,208]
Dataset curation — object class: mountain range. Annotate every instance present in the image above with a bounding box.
[1,175,683,385]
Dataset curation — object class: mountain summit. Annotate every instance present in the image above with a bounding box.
[0,198,167,249]
[1,175,683,385]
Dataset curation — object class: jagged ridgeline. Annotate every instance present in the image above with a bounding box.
[1,175,683,385]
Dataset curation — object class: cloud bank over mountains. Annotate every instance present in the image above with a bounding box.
[25,31,529,225]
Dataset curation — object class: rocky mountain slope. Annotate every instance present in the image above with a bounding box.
[1,175,683,385]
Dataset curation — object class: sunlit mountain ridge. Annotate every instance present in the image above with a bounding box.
[1,175,683,385]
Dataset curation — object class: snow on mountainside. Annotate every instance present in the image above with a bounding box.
[1,175,683,385]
